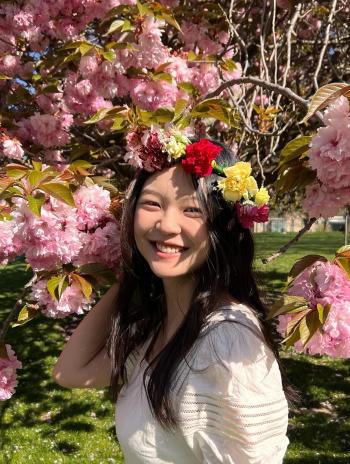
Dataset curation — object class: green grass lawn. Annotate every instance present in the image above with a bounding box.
[0,232,349,463]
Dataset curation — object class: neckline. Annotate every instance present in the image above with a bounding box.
[140,303,241,370]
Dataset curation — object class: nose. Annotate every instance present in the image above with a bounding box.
[156,208,181,235]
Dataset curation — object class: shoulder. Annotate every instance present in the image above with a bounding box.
[178,303,283,398]
[195,302,268,367]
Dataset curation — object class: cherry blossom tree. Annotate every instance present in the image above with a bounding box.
[1,0,350,400]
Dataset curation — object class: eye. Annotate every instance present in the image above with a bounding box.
[185,207,203,215]
[141,200,160,208]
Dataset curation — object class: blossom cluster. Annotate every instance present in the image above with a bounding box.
[0,345,22,401]
[277,260,350,358]
[1,184,121,317]
[0,130,24,161]
[303,96,350,218]
[0,2,242,167]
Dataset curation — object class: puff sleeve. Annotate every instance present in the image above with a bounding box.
[176,316,289,464]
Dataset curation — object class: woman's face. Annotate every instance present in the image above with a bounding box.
[134,164,211,280]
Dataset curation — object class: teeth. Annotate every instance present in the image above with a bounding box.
[155,242,185,254]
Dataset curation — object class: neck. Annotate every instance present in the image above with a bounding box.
[161,274,197,336]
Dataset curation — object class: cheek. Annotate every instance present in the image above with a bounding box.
[134,209,150,233]
[133,209,147,245]
[187,221,210,253]
[134,209,158,254]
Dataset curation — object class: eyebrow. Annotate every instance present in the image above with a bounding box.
[140,188,198,201]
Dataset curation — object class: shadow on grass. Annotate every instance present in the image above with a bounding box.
[0,260,115,456]
[256,269,288,298]
[285,457,350,464]
[282,356,350,459]
[55,439,80,454]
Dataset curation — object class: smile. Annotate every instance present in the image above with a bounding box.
[150,241,188,256]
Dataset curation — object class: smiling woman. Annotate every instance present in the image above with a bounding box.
[53,137,293,464]
[134,165,211,281]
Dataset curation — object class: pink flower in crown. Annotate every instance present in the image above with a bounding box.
[236,203,269,228]
[138,132,169,172]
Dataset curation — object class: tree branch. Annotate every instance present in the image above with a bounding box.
[205,75,309,109]
[261,217,317,264]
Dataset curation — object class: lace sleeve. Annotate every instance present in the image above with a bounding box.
[176,318,289,464]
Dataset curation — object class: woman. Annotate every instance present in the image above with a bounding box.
[53,133,291,463]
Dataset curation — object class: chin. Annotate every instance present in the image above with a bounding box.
[150,267,190,279]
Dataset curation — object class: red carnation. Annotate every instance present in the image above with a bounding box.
[182,139,222,177]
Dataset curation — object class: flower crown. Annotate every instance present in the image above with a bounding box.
[124,127,269,229]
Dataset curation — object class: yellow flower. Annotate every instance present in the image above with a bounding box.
[173,131,190,146]
[165,136,186,159]
[222,161,251,179]
[217,161,257,202]
[246,176,258,197]
[255,187,269,205]
[217,176,248,202]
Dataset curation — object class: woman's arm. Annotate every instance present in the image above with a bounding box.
[52,282,119,389]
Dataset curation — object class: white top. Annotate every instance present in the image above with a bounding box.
[115,304,289,463]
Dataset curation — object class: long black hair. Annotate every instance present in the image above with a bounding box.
[107,140,297,429]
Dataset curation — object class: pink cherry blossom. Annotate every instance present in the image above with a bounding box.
[0,54,20,77]
[323,96,350,127]
[129,78,178,111]
[0,220,23,265]
[73,220,121,272]
[74,184,112,230]
[79,55,100,78]
[191,64,220,95]
[12,197,82,271]
[134,17,169,70]
[302,182,350,219]
[304,301,350,358]
[30,279,92,319]
[222,61,242,81]
[308,97,350,189]
[166,57,192,83]
[64,73,113,116]
[0,344,22,401]
[16,112,73,148]
[277,260,350,357]
[181,22,223,55]
[289,260,350,309]
[1,138,24,161]
[43,150,68,169]
[36,93,64,114]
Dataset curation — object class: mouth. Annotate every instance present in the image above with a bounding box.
[150,241,189,255]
